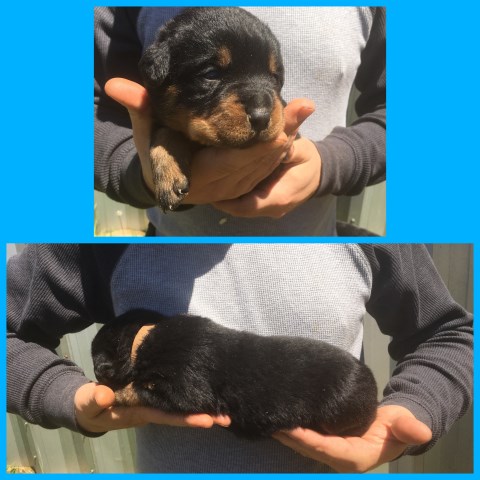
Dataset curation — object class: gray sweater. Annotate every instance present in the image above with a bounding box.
[94,7,386,235]
[7,244,472,472]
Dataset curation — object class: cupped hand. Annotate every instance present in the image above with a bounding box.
[104,77,315,207]
[272,405,432,473]
[185,98,315,205]
[212,135,321,218]
[74,382,231,434]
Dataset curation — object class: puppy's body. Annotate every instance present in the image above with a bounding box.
[92,310,378,438]
[138,8,286,210]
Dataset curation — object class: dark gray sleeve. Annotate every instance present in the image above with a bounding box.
[94,7,157,208]
[316,7,386,196]
[359,244,473,455]
[7,245,118,435]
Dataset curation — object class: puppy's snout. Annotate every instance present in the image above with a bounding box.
[247,108,271,132]
[244,91,274,133]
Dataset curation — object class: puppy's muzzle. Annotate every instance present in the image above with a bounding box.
[243,90,274,134]
[247,107,271,132]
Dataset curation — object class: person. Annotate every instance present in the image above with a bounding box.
[7,244,472,473]
[94,7,386,236]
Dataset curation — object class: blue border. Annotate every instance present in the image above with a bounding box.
[1,1,479,243]
[1,0,479,477]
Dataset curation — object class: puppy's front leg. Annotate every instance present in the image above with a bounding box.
[150,128,195,212]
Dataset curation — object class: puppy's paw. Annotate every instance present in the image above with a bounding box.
[152,163,190,212]
[149,128,193,212]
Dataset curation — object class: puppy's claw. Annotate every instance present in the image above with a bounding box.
[155,187,188,213]
[154,174,190,213]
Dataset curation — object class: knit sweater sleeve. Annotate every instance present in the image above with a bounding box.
[359,244,473,455]
[7,245,120,435]
[94,7,157,208]
[316,7,386,196]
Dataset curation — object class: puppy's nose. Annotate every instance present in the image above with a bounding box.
[247,107,271,132]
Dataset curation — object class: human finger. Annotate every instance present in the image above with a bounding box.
[391,415,432,445]
[75,383,115,418]
[273,427,349,458]
[104,78,151,115]
[283,98,315,137]
[272,428,376,473]
[104,78,154,190]
[104,407,230,430]
[93,384,116,409]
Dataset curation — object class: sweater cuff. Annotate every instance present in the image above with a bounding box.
[314,119,385,197]
[315,133,357,197]
[30,366,105,438]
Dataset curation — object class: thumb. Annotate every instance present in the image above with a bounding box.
[75,382,115,416]
[104,77,153,183]
[104,78,151,117]
[283,98,315,137]
[391,415,433,446]
[94,384,116,409]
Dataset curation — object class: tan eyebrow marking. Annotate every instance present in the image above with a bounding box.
[269,52,278,75]
[131,324,155,362]
[217,46,232,67]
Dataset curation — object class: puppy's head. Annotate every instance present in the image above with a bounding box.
[91,310,161,394]
[112,314,220,411]
[139,7,285,147]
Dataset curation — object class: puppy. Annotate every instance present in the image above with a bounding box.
[92,310,378,438]
[138,7,286,211]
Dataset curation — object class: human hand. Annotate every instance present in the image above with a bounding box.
[104,77,315,207]
[184,98,315,205]
[272,405,432,473]
[104,78,155,193]
[212,135,321,218]
[74,382,231,434]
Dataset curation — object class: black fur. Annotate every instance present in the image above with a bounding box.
[92,309,378,438]
[136,8,287,211]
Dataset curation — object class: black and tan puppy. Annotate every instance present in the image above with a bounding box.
[138,7,286,211]
[92,310,378,438]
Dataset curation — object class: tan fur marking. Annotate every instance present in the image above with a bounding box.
[161,85,181,116]
[131,324,155,362]
[166,85,179,97]
[187,94,253,146]
[217,46,232,67]
[114,382,142,406]
[269,53,278,76]
[163,94,284,147]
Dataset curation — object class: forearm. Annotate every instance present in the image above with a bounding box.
[94,102,156,208]
[380,316,472,455]
[7,333,93,433]
[315,110,385,196]
[7,245,117,434]
[361,244,473,454]
[94,7,156,207]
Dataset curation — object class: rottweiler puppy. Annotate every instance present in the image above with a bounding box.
[91,310,378,438]
[138,7,286,211]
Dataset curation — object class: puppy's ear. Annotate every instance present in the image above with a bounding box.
[139,42,170,87]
